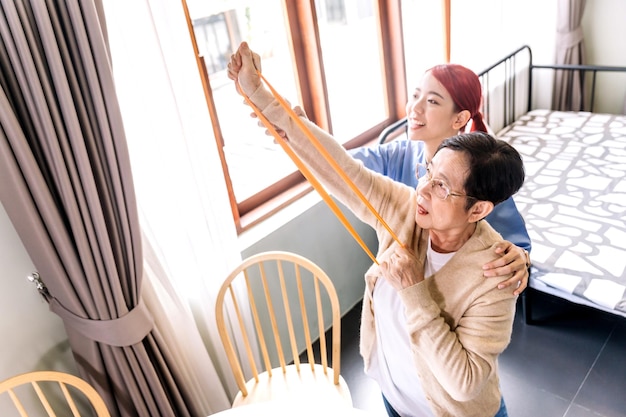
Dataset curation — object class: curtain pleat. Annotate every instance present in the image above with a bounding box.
[553,0,587,111]
[0,1,215,415]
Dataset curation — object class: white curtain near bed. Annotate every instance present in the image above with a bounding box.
[553,0,587,111]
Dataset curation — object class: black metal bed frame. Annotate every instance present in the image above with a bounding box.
[375,45,626,324]
[378,45,626,144]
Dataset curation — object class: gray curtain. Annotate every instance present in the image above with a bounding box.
[0,1,201,416]
[553,0,587,111]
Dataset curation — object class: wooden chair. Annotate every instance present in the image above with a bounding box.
[0,370,110,417]
[215,251,352,408]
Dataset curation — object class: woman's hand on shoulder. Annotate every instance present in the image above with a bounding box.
[483,241,529,295]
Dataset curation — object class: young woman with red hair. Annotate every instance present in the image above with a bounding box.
[351,64,531,296]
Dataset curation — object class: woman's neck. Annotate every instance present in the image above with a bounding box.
[421,131,461,164]
[423,140,445,164]
[429,223,477,253]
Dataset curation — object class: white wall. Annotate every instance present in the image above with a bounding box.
[0,204,77,381]
[582,0,626,113]
[449,0,626,114]
[450,0,557,71]
[239,194,377,315]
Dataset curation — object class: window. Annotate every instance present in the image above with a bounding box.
[184,0,409,232]
[193,12,235,74]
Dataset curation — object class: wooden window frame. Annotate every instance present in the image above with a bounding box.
[182,0,407,233]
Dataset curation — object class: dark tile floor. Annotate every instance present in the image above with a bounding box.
[339,289,626,417]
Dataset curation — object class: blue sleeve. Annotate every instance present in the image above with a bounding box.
[485,197,532,253]
[349,140,424,189]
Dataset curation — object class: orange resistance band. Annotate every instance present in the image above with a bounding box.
[237,74,405,264]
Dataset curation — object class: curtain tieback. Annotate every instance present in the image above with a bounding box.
[49,296,154,347]
[556,26,584,49]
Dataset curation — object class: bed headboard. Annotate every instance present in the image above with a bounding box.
[378,45,626,142]
[477,45,532,133]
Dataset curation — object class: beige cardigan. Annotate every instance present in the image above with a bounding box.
[249,86,517,417]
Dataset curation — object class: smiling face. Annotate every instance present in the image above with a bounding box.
[414,148,490,253]
[405,71,468,147]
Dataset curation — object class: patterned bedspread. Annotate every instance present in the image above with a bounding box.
[497,110,626,315]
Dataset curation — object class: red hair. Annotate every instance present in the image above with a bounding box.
[428,64,487,133]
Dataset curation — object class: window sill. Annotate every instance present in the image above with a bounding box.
[237,184,321,251]
[235,125,394,250]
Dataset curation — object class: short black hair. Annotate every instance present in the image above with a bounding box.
[435,132,525,210]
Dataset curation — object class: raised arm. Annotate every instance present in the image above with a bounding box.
[227,42,411,234]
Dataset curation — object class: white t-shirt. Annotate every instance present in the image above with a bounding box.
[366,238,455,417]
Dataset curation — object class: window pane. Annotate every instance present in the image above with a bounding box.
[189,0,300,202]
[316,0,387,139]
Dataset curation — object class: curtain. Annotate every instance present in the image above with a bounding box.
[553,0,587,111]
[0,0,233,415]
[101,0,249,404]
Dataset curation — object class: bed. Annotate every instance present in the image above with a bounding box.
[378,45,626,323]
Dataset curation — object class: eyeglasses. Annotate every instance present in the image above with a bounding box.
[416,164,475,201]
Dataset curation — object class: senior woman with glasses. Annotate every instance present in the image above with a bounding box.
[228,42,522,417]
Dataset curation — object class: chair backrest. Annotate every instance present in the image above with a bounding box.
[0,371,111,417]
[215,251,342,397]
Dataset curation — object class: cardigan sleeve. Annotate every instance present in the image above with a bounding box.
[249,86,417,247]
[397,232,517,402]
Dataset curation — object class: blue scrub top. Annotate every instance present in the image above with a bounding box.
[350,139,532,252]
